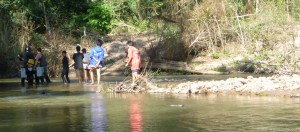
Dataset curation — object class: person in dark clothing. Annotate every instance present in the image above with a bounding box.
[72,46,84,84]
[17,46,35,86]
[61,51,70,84]
[34,47,51,84]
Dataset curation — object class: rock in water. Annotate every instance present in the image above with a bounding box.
[290,94,300,98]
[169,104,184,107]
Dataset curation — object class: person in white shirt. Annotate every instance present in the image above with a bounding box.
[82,48,90,83]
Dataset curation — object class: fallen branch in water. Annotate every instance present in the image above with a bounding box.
[108,62,158,93]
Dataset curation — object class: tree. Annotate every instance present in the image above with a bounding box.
[83,2,114,34]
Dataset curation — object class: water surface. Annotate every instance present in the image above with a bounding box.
[0,76,299,132]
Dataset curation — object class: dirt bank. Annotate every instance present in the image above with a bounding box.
[145,74,300,98]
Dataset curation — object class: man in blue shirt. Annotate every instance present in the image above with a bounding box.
[89,39,105,85]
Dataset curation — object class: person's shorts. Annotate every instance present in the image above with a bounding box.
[83,64,89,70]
[131,69,139,73]
[89,64,102,69]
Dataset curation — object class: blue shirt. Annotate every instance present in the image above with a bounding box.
[89,46,105,66]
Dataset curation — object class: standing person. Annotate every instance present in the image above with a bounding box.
[61,51,70,84]
[72,46,84,84]
[34,48,51,84]
[17,46,35,86]
[89,39,105,85]
[82,48,90,83]
[34,48,47,84]
[125,41,141,87]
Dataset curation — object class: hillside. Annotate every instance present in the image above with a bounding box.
[92,24,300,76]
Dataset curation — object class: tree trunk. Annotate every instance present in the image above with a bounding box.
[286,0,290,21]
[256,0,259,13]
[0,10,10,51]
[136,0,143,21]
[43,2,51,36]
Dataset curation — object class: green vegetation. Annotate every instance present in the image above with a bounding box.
[214,65,228,72]
[211,53,220,59]
[1,0,300,76]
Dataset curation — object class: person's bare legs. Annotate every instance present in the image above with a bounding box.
[132,72,138,86]
[75,69,82,84]
[83,69,88,83]
[96,68,101,85]
[90,68,94,84]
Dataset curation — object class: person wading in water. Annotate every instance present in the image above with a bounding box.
[125,41,141,88]
[89,39,105,85]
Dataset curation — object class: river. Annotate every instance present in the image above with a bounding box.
[0,75,299,131]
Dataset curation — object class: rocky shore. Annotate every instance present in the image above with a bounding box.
[147,74,300,97]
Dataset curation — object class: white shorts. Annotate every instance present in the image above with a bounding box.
[83,64,89,69]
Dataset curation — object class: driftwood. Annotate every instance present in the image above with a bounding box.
[108,74,153,93]
[108,62,159,93]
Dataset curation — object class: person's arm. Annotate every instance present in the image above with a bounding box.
[90,49,101,63]
[66,58,69,66]
[62,57,66,65]
[125,48,132,67]
[72,53,75,60]
[89,49,96,61]
[63,57,72,68]
[96,48,105,66]
[70,54,75,67]
[69,62,74,67]
[126,57,133,67]
[23,53,29,66]
[34,54,40,67]
[98,48,105,62]
[17,54,23,61]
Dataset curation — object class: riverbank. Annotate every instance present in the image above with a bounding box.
[1,74,300,98]
[146,74,300,97]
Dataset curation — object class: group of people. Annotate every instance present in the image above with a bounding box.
[62,39,105,85]
[18,45,51,86]
[19,39,141,87]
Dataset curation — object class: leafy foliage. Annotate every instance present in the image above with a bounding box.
[1,0,300,76]
[84,3,114,34]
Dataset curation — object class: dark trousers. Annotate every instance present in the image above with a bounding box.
[35,74,44,84]
[61,69,70,83]
[43,66,51,83]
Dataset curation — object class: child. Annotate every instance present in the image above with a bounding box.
[61,51,70,84]
[82,48,90,83]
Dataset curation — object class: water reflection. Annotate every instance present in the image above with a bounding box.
[129,96,143,132]
[90,91,107,132]
[20,86,27,94]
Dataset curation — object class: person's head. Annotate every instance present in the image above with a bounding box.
[82,48,87,53]
[62,51,67,56]
[126,41,135,47]
[37,47,42,52]
[96,39,103,47]
[76,46,81,52]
